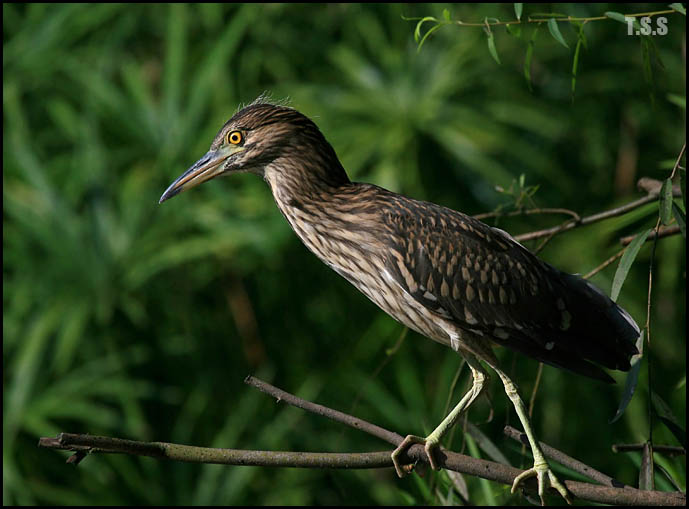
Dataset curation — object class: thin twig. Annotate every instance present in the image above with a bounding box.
[244,375,402,446]
[613,443,686,456]
[429,9,677,28]
[668,143,686,180]
[533,229,559,254]
[620,224,681,246]
[583,248,626,280]
[473,207,580,222]
[514,193,660,242]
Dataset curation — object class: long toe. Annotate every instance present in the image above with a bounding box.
[391,434,441,477]
[511,462,572,506]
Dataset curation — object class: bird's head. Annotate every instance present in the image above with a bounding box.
[159,101,349,203]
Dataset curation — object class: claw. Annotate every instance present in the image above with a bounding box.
[511,461,572,505]
[391,434,441,477]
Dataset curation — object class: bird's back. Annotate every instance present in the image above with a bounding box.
[275,181,639,383]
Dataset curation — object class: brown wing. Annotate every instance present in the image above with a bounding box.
[381,195,639,383]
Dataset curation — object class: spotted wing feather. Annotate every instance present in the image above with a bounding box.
[382,196,639,383]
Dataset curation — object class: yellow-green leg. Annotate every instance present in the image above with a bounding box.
[491,365,572,505]
[391,355,487,477]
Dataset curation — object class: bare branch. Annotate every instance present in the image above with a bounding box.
[38,434,393,469]
[512,176,683,244]
[514,193,658,242]
[583,248,626,279]
[620,224,681,246]
[613,443,686,456]
[244,375,403,446]
[473,207,580,222]
[38,377,686,506]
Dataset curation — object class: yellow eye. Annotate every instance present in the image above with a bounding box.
[226,130,243,145]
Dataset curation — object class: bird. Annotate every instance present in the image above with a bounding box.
[160,98,640,504]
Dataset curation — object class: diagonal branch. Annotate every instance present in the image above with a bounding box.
[504,425,621,487]
[512,178,683,243]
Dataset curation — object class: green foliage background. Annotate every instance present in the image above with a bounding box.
[3,3,686,505]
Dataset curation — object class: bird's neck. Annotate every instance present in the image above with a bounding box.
[262,155,351,214]
[262,161,383,275]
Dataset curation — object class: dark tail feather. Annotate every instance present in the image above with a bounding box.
[558,272,640,371]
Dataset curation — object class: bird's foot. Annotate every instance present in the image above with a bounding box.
[511,460,572,506]
[391,434,441,478]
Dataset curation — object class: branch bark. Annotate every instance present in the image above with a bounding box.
[38,376,686,506]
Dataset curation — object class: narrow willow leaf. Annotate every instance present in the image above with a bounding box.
[547,18,569,48]
[641,36,654,100]
[667,93,686,109]
[466,434,497,506]
[610,332,644,423]
[571,26,584,99]
[486,30,501,64]
[605,11,642,33]
[673,203,686,238]
[611,229,651,302]
[605,11,628,24]
[523,27,539,91]
[655,463,684,492]
[514,3,523,20]
[669,3,686,15]
[414,16,438,43]
[639,442,654,490]
[466,421,512,466]
[417,22,443,52]
[652,391,687,448]
[659,178,674,225]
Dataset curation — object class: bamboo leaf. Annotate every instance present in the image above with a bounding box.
[547,18,569,49]
[466,421,512,466]
[610,332,644,423]
[514,3,522,21]
[652,391,687,448]
[611,229,651,301]
[659,178,674,225]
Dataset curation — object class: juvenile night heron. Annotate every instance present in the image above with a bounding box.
[160,99,639,504]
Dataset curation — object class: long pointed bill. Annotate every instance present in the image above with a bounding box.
[159,148,233,203]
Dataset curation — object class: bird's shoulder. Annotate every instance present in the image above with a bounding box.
[370,186,566,336]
